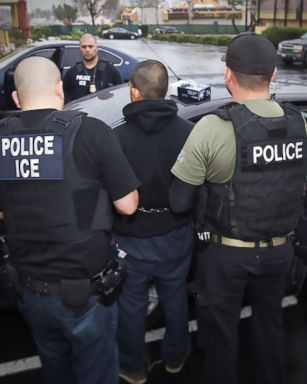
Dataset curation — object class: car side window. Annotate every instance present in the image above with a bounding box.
[30,48,57,60]
[63,47,82,68]
[100,49,122,66]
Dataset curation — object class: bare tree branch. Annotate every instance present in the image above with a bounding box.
[80,0,105,25]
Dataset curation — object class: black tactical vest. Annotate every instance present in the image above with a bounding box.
[0,111,113,242]
[204,102,307,241]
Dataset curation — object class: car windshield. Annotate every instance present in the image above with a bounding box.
[301,32,307,39]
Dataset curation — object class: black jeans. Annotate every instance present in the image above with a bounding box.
[195,240,293,384]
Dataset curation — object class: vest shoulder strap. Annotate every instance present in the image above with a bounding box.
[280,102,304,118]
[47,110,87,127]
[97,60,107,71]
[45,110,87,154]
[76,61,83,72]
[0,114,23,130]
[211,102,240,121]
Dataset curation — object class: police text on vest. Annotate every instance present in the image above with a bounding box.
[252,141,303,164]
[1,135,55,178]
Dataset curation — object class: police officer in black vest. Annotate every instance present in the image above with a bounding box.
[63,33,123,103]
[0,56,139,384]
[169,33,307,384]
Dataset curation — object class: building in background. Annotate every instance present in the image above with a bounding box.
[256,0,307,29]
[121,0,243,26]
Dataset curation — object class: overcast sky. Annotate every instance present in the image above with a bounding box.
[27,0,62,12]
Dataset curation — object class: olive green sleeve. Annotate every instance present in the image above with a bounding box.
[171,114,236,185]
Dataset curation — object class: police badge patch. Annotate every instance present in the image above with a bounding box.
[177,149,185,163]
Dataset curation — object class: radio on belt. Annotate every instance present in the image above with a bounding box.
[169,79,211,102]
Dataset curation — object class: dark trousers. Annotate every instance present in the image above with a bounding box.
[117,226,194,373]
[118,255,192,372]
[195,241,293,384]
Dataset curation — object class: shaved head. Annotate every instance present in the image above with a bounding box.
[13,56,64,110]
[80,33,97,46]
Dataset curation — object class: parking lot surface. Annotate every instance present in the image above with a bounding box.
[1,294,307,384]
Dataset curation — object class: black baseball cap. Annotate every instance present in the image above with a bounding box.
[225,32,277,75]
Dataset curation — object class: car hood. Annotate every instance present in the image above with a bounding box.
[281,37,307,45]
[65,76,307,128]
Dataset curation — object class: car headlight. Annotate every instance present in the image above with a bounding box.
[278,43,283,50]
[293,45,304,53]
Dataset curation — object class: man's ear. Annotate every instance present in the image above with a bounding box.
[271,68,277,82]
[224,66,232,84]
[130,85,142,102]
[56,80,64,102]
[11,90,21,109]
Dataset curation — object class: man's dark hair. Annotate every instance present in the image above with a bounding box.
[130,60,168,99]
[232,70,272,90]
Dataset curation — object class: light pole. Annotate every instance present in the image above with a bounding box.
[245,0,248,31]
[256,0,261,26]
[284,0,289,26]
[273,0,277,25]
[299,0,304,27]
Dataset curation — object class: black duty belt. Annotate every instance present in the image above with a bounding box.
[19,275,97,296]
[211,234,288,248]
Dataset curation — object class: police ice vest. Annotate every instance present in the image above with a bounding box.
[0,111,113,242]
[204,102,307,241]
[76,60,111,88]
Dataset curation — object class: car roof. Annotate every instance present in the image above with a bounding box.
[109,27,129,31]
[66,77,307,128]
[0,39,136,69]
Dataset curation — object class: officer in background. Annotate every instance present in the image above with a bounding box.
[114,60,194,384]
[63,33,123,103]
[0,56,140,384]
[169,33,307,384]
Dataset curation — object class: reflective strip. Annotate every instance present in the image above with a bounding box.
[0,295,298,377]
[0,356,41,377]
[146,295,298,342]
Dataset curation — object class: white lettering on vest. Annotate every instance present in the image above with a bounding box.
[15,158,40,178]
[1,136,55,157]
[76,75,90,81]
[252,142,303,164]
[1,138,10,156]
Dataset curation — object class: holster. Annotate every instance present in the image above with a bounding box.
[60,279,91,307]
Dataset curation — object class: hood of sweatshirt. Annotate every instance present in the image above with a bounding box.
[122,99,178,134]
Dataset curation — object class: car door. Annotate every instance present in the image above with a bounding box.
[122,29,131,39]
[61,46,124,79]
[2,47,63,111]
[117,28,125,39]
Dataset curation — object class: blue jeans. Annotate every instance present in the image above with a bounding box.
[117,225,194,372]
[18,288,119,384]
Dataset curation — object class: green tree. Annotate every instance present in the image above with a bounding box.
[52,4,78,25]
